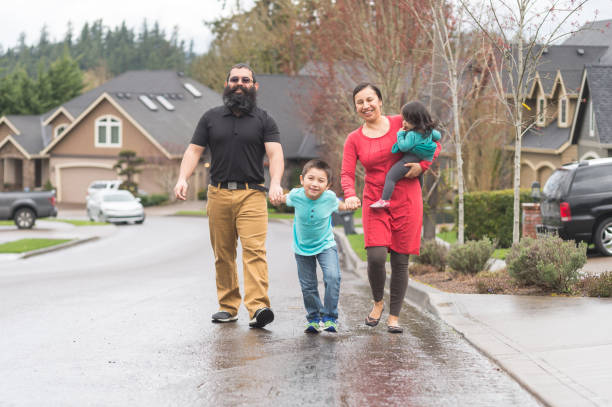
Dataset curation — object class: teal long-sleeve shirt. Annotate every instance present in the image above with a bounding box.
[390,129,441,161]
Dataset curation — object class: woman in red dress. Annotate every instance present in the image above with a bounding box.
[341,83,441,333]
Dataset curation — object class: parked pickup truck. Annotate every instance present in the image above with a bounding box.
[0,190,58,229]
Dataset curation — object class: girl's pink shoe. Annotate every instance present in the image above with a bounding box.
[370,199,390,209]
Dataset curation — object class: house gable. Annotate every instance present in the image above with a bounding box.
[44,93,171,160]
[0,136,30,159]
[0,117,20,143]
[43,108,74,140]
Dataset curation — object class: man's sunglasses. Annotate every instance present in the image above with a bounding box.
[229,76,253,84]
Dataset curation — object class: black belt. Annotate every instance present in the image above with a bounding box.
[216,182,268,192]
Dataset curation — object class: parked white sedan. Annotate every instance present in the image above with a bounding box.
[86,190,145,224]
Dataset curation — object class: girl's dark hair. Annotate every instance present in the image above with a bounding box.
[352,82,383,105]
[401,101,437,134]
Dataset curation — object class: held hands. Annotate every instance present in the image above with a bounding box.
[403,163,423,179]
[174,179,188,201]
[344,196,361,211]
[268,183,284,206]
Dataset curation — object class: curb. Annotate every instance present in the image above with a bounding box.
[20,236,100,259]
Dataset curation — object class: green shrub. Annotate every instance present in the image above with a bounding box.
[409,263,439,276]
[139,193,169,207]
[448,238,495,275]
[197,188,207,201]
[505,235,587,293]
[456,189,537,248]
[43,180,54,191]
[579,271,612,297]
[413,239,448,271]
[475,270,515,294]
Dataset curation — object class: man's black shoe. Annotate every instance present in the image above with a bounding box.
[212,311,238,323]
[248,307,274,328]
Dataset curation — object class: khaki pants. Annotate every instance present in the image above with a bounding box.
[206,184,270,318]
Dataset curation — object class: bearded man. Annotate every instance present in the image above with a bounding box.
[174,63,284,328]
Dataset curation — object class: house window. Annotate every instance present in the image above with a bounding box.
[559,97,568,126]
[55,124,67,138]
[589,101,595,137]
[537,97,546,126]
[95,116,122,147]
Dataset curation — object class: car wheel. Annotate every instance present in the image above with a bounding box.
[87,209,95,221]
[135,215,145,225]
[98,211,107,223]
[594,217,612,256]
[14,207,36,229]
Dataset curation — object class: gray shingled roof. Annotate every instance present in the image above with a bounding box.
[522,124,570,150]
[564,20,612,63]
[4,115,50,155]
[587,65,612,144]
[256,74,318,159]
[503,45,607,94]
[45,70,221,155]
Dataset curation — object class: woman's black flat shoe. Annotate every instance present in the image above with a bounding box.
[365,306,384,327]
[387,325,403,334]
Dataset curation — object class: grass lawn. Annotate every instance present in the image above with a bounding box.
[346,233,367,261]
[41,218,107,226]
[0,238,72,253]
[436,230,508,260]
[0,220,13,226]
[174,210,207,217]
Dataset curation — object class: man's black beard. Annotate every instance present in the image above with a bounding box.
[223,85,257,114]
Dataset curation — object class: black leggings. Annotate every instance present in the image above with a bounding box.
[366,246,410,316]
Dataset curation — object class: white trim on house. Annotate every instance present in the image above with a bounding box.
[589,100,596,137]
[41,92,173,159]
[0,117,21,135]
[558,95,569,128]
[42,107,75,126]
[579,152,600,161]
[0,135,32,159]
[94,115,122,148]
[535,161,556,171]
[55,162,115,202]
[537,94,547,126]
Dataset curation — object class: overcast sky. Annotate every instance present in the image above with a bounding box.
[1,0,611,55]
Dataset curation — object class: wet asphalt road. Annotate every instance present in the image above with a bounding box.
[0,217,540,406]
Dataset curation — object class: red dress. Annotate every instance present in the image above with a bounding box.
[341,115,441,255]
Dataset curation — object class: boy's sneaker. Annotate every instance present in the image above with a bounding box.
[304,320,322,334]
[370,199,390,209]
[323,319,338,333]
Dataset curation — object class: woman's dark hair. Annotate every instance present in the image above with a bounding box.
[401,101,437,134]
[352,82,383,105]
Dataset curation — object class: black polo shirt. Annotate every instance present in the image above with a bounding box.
[191,105,280,184]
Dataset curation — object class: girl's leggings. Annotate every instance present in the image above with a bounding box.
[366,246,410,316]
[381,152,422,200]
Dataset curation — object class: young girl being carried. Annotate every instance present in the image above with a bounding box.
[370,101,441,209]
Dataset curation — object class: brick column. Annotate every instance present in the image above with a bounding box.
[22,159,36,190]
[522,203,541,239]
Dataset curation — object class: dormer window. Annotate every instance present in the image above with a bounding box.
[537,96,547,126]
[558,96,568,127]
[55,124,67,138]
[95,116,122,147]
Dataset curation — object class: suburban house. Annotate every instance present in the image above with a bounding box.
[512,19,612,187]
[0,70,321,203]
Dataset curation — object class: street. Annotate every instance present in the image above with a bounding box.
[0,216,540,406]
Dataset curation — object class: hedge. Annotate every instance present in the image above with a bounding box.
[455,189,538,248]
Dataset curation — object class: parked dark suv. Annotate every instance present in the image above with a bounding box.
[537,158,612,256]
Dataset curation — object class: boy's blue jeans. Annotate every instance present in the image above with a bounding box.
[294,246,341,321]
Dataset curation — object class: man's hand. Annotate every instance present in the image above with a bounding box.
[174,179,188,201]
[268,183,283,205]
[344,196,361,211]
[404,163,423,178]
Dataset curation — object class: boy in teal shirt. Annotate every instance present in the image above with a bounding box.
[277,159,350,333]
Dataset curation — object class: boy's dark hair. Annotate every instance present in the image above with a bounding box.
[226,63,257,83]
[302,159,332,185]
[352,82,383,107]
[401,101,437,134]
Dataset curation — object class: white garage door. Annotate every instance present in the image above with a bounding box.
[59,167,118,203]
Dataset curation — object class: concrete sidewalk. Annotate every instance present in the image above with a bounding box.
[334,230,612,407]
